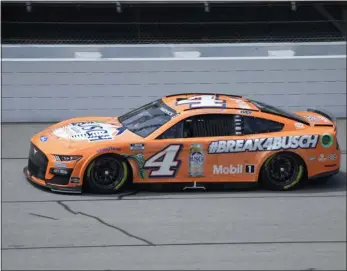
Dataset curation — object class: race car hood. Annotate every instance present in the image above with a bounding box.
[30,116,142,155]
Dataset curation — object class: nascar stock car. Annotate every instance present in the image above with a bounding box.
[24,93,341,194]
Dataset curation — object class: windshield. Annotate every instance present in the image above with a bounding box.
[250,100,309,124]
[118,99,177,137]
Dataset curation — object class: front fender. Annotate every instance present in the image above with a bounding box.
[74,149,125,186]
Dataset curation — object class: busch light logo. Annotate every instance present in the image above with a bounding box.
[52,121,126,142]
[72,122,112,141]
[189,144,205,177]
[190,152,204,164]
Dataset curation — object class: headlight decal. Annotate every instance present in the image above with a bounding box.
[53,155,82,162]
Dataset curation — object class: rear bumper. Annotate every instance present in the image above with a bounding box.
[309,168,340,180]
[24,166,82,194]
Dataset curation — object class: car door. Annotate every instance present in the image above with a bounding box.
[177,113,253,182]
[143,112,252,183]
[140,112,287,183]
[139,118,187,182]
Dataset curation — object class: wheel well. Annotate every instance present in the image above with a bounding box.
[82,153,133,190]
[258,151,308,183]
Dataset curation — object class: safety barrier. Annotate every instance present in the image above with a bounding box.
[2,43,346,122]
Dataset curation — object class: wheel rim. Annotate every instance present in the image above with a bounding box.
[267,154,299,186]
[90,157,124,189]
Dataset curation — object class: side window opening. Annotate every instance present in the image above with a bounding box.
[158,121,184,139]
[190,115,234,137]
[158,114,235,139]
[242,116,284,135]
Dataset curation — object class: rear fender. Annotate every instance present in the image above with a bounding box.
[257,150,308,182]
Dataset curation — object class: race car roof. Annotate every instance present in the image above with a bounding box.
[162,93,259,112]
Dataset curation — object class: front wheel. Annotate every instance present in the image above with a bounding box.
[260,152,306,191]
[84,154,130,194]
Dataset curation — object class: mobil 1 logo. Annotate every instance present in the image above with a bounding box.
[212,164,255,175]
[208,135,319,154]
[245,165,255,173]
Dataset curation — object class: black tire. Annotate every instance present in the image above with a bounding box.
[84,154,131,194]
[260,152,306,191]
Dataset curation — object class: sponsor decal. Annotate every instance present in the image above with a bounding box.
[208,135,319,154]
[97,146,121,153]
[52,121,126,142]
[234,115,243,135]
[213,164,243,175]
[245,164,255,174]
[54,162,67,168]
[318,154,327,162]
[239,110,252,115]
[122,153,146,179]
[304,115,330,123]
[294,122,305,129]
[51,168,70,175]
[309,156,316,161]
[122,144,183,179]
[328,154,337,161]
[304,116,319,122]
[70,177,80,184]
[40,136,48,142]
[320,133,333,148]
[130,143,145,151]
[33,148,38,155]
[189,144,205,177]
[159,107,174,116]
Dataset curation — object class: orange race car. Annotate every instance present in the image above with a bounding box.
[24,93,341,194]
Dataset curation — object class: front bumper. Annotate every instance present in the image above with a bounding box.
[24,142,82,194]
[24,166,82,194]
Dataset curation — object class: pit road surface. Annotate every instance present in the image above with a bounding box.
[2,121,346,270]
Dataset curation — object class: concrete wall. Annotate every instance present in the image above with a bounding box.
[3,55,346,122]
[3,42,346,59]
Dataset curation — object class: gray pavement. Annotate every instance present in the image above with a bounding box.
[1,121,346,270]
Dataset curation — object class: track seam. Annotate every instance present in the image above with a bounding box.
[3,240,346,251]
[3,193,346,204]
[28,213,58,221]
[57,201,155,246]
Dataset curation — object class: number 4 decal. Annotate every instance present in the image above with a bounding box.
[144,144,182,178]
[176,95,226,108]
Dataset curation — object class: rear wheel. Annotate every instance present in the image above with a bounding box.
[84,154,130,194]
[260,152,306,191]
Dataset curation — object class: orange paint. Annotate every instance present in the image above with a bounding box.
[25,93,341,192]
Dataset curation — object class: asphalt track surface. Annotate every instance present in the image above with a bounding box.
[2,121,346,270]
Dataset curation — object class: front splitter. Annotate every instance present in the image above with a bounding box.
[23,166,82,194]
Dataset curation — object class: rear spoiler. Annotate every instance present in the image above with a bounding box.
[307,108,337,129]
[307,108,336,123]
